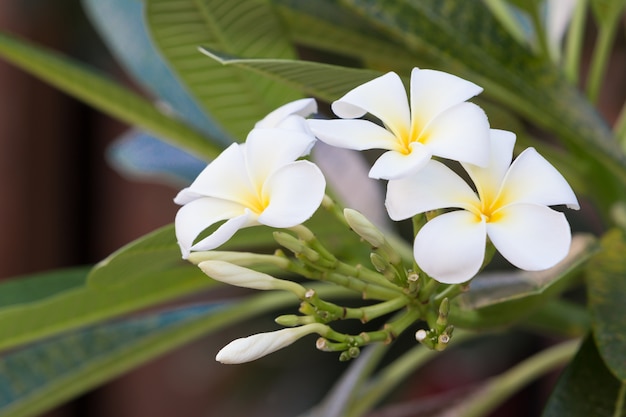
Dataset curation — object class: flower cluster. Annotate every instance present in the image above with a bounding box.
[174,67,579,363]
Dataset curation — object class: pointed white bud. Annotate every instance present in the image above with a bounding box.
[344,208,386,248]
[198,260,306,297]
[216,324,322,364]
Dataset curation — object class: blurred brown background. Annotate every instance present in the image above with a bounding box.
[0,1,624,417]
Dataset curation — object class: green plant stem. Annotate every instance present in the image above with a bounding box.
[563,0,588,83]
[346,330,476,417]
[452,339,580,417]
[615,383,626,417]
[529,4,551,62]
[586,19,619,103]
[187,250,289,268]
[343,297,409,322]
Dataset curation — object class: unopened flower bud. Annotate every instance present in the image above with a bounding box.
[344,208,386,248]
[275,314,314,327]
[216,324,322,364]
[198,260,306,297]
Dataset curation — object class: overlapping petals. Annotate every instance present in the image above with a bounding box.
[174,100,326,258]
[387,129,579,284]
[308,68,490,180]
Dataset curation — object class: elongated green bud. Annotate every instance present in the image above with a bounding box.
[344,208,386,248]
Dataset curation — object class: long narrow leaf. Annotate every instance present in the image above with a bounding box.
[0,32,220,161]
[198,50,382,103]
[145,0,301,141]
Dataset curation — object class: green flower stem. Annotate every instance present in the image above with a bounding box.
[343,297,410,323]
[187,250,290,268]
[446,339,579,417]
[334,261,403,291]
[321,194,350,228]
[303,290,408,323]
[287,260,403,300]
[563,0,588,83]
[345,330,477,417]
[432,283,468,304]
[586,18,620,103]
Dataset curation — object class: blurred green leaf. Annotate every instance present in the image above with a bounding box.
[542,336,626,416]
[145,0,301,141]
[272,0,419,73]
[0,303,223,417]
[590,0,626,26]
[320,0,626,202]
[198,50,382,102]
[0,268,88,309]
[451,234,597,330]
[587,229,626,381]
[0,32,219,162]
[0,260,214,353]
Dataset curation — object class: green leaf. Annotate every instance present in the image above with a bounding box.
[0,261,215,353]
[198,50,382,102]
[0,282,356,417]
[272,0,419,73]
[0,32,220,162]
[145,0,302,141]
[451,234,597,330]
[0,267,88,309]
[587,229,626,382]
[542,336,626,417]
[328,0,626,197]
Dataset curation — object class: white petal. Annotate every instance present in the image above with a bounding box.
[414,210,487,284]
[255,98,317,128]
[487,204,572,271]
[463,129,516,204]
[498,147,579,209]
[216,324,320,364]
[331,72,411,139]
[410,68,483,131]
[174,143,254,205]
[259,161,326,227]
[368,145,432,180]
[190,211,257,253]
[308,119,399,151]
[423,102,490,166]
[244,127,316,183]
[386,160,479,220]
[174,197,248,258]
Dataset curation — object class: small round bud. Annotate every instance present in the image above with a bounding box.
[415,329,428,342]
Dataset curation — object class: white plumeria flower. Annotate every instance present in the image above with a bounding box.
[175,99,326,258]
[386,129,579,284]
[308,68,490,180]
[216,324,322,364]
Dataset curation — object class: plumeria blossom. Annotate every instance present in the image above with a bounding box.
[308,68,491,180]
[175,99,326,258]
[216,324,322,364]
[386,129,579,284]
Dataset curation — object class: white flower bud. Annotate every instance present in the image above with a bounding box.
[198,260,305,297]
[344,208,386,248]
[216,324,322,364]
